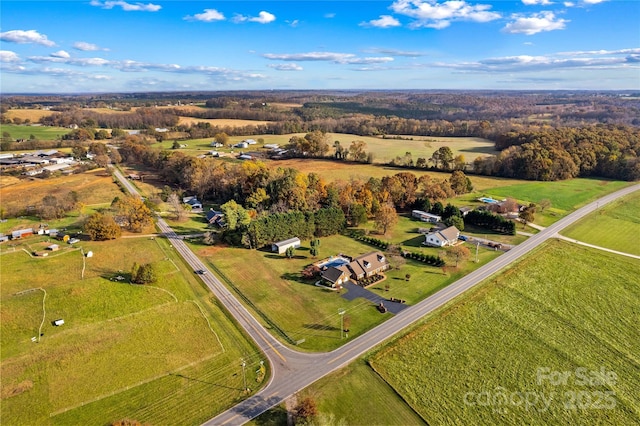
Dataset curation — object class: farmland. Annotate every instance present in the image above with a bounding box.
[561,190,640,255]
[369,240,640,425]
[3,109,56,122]
[0,234,265,425]
[0,124,70,141]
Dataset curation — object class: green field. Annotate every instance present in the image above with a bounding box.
[484,178,631,212]
[369,240,640,425]
[249,359,426,426]
[561,190,640,255]
[195,233,501,352]
[0,124,70,141]
[1,236,265,425]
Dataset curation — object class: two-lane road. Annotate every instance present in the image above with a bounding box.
[111,169,639,425]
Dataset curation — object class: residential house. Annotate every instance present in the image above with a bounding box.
[320,266,351,288]
[183,196,203,210]
[234,142,249,149]
[272,237,301,254]
[424,226,460,247]
[459,206,473,216]
[210,141,224,148]
[243,139,257,145]
[0,234,8,243]
[205,209,225,227]
[412,210,442,223]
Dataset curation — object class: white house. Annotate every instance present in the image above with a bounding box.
[183,196,203,210]
[210,141,224,147]
[264,144,279,150]
[234,142,249,149]
[272,237,301,254]
[243,139,257,145]
[424,226,460,247]
[412,210,442,223]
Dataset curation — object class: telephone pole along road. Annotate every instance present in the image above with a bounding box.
[111,169,638,425]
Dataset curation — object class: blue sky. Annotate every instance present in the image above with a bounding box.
[1,0,638,93]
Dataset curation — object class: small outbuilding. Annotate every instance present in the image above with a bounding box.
[53,319,65,326]
[412,210,442,223]
[47,244,60,251]
[272,237,301,254]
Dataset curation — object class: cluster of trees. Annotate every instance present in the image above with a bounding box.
[85,212,121,240]
[84,195,154,239]
[464,210,516,235]
[354,235,390,250]
[243,208,345,249]
[37,192,78,220]
[474,125,640,181]
[402,251,446,266]
[119,138,472,221]
[130,262,157,284]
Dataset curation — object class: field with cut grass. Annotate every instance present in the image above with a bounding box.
[561,190,640,255]
[250,359,425,426]
[4,109,56,122]
[369,240,640,425]
[194,233,500,352]
[0,169,123,218]
[177,117,272,127]
[0,124,70,141]
[1,235,265,425]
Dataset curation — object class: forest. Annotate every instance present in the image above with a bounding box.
[2,90,639,181]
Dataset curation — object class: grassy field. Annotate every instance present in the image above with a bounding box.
[249,359,426,426]
[0,124,70,141]
[177,117,272,127]
[3,109,56,122]
[561,190,640,255]
[0,168,123,220]
[194,233,501,352]
[369,240,640,425]
[0,235,266,425]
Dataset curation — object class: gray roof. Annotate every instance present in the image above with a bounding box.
[321,266,349,284]
[273,237,300,247]
[438,226,460,242]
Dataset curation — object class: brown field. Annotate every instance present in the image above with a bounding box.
[269,102,303,109]
[0,169,122,213]
[268,159,529,190]
[4,109,55,122]
[176,117,272,127]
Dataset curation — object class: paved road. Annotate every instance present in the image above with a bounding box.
[111,170,639,425]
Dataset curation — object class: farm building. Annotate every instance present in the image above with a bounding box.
[412,210,442,223]
[234,142,249,149]
[238,154,253,160]
[0,234,8,243]
[243,139,257,145]
[272,237,301,254]
[47,244,60,251]
[11,228,34,240]
[264,144,279,150]
[424,226,460,247]
[210,141,224,147]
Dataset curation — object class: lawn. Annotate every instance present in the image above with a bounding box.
[0,124,70,140]
[194,233,501,352]
[369,240,640,425]
[561,190,640,255]
[249,359,426,426]
[0,235,266,426]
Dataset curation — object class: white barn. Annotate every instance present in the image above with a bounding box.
[272,237,301,254]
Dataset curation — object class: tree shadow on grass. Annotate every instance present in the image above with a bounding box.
[280,272,312,285]
[304,323,339,331]
[402,235,427,248]
[252,405,288,426]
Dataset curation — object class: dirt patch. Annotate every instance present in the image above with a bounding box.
[1,380,33,399]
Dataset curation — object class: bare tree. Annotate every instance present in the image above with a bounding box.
[167,193,187,221]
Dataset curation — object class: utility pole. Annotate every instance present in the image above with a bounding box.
[475,242,480,263]
[241,360,247,392]
[338,309,345,339]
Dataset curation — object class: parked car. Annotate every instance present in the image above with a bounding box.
[195,269,207,275]
[67,238,80,244]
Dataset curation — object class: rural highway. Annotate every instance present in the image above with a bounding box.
[112,169,639,425]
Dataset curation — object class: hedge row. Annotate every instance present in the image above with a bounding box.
[354,235,390,249]
[402,251,446,266]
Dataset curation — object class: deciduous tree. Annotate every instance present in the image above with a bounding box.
[85,212,121,240]
[374,202,398,235]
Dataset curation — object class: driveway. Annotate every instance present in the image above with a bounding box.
[341,282,409,314]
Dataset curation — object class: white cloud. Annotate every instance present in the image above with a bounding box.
[286,19,300,27]
[234,11,276,24]
[0,30,55,46]
[564,1,575,6]
[51,50,71,59]
[0,50,20,63]
[73,41,107,51]
[583,0,608,3]
[89,1,161,12]
[503,11,568,35]
[559,48,640,56]
[361,15,402,28]
[522,0,553,5]
[250,11,276,24]
[28,55,112,66]
[268,63,303,71]
[262,51,393,65]
[365,48,424,57]
[390,0,501,29]
[324,13,336,18]
[185,9,225,22]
